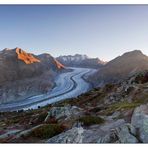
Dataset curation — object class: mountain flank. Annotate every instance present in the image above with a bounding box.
[0,47,65,104]
[89,50,148,87]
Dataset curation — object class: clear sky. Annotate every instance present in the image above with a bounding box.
[0,5,148,61]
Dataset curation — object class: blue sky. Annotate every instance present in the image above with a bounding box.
[0,5,148,61]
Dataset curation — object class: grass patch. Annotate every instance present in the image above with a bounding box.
[29,124,65,139]
[103,100,142,115]
[5,116,20,125]
[104,83,116,92]
[77,116,105,126]
[110,101,140,110]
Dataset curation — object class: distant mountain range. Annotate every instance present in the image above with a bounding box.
[56,54,106,68]
[0,47,65,104]
[0,48,148,104]
[89,50,148,87]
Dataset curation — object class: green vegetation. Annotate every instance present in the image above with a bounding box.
[104,83,116,92]
[77,116,105,126]
[5,116,20,125]
[103,100,142,115]
[110,101,140,110]
[36,112,48,123]
[135,71,148,84]
[29,124,65,139]
[89,107,102,113]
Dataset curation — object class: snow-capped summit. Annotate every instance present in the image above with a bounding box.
[56,54,105,68]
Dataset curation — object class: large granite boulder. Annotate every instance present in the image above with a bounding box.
[115,124,138,143]
[131,104,148,143]
[47,126,84,143]
[45,105,84,121]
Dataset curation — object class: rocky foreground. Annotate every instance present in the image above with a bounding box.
[0,71,148,143]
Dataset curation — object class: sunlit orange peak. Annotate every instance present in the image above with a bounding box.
[16,48,40,64]
[54,59,65,69]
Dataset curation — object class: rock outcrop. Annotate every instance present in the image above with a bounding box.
[45,105,84,121]
[115,124,138,143]
[131,104,148,143]
[47,126,84,143]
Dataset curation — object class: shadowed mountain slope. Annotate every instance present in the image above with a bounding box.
[89,50,148,87]
[0,48,65,104]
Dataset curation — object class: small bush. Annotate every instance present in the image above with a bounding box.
[135,72,148,84]
[104,84,115,92]
[78,116,105,126]
[17,109,24,113]
[89,107,102,113]
[29,124,65,139]
[36,112,48,123]
[125,86,134,95]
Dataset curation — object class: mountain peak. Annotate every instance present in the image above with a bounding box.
[15,47,40,64]
[122,50,143,57]
[3,48,11,51]
[56,54,105,68]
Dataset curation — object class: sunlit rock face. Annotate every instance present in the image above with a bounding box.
[54,59,65,69]
[16,48,40,64]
